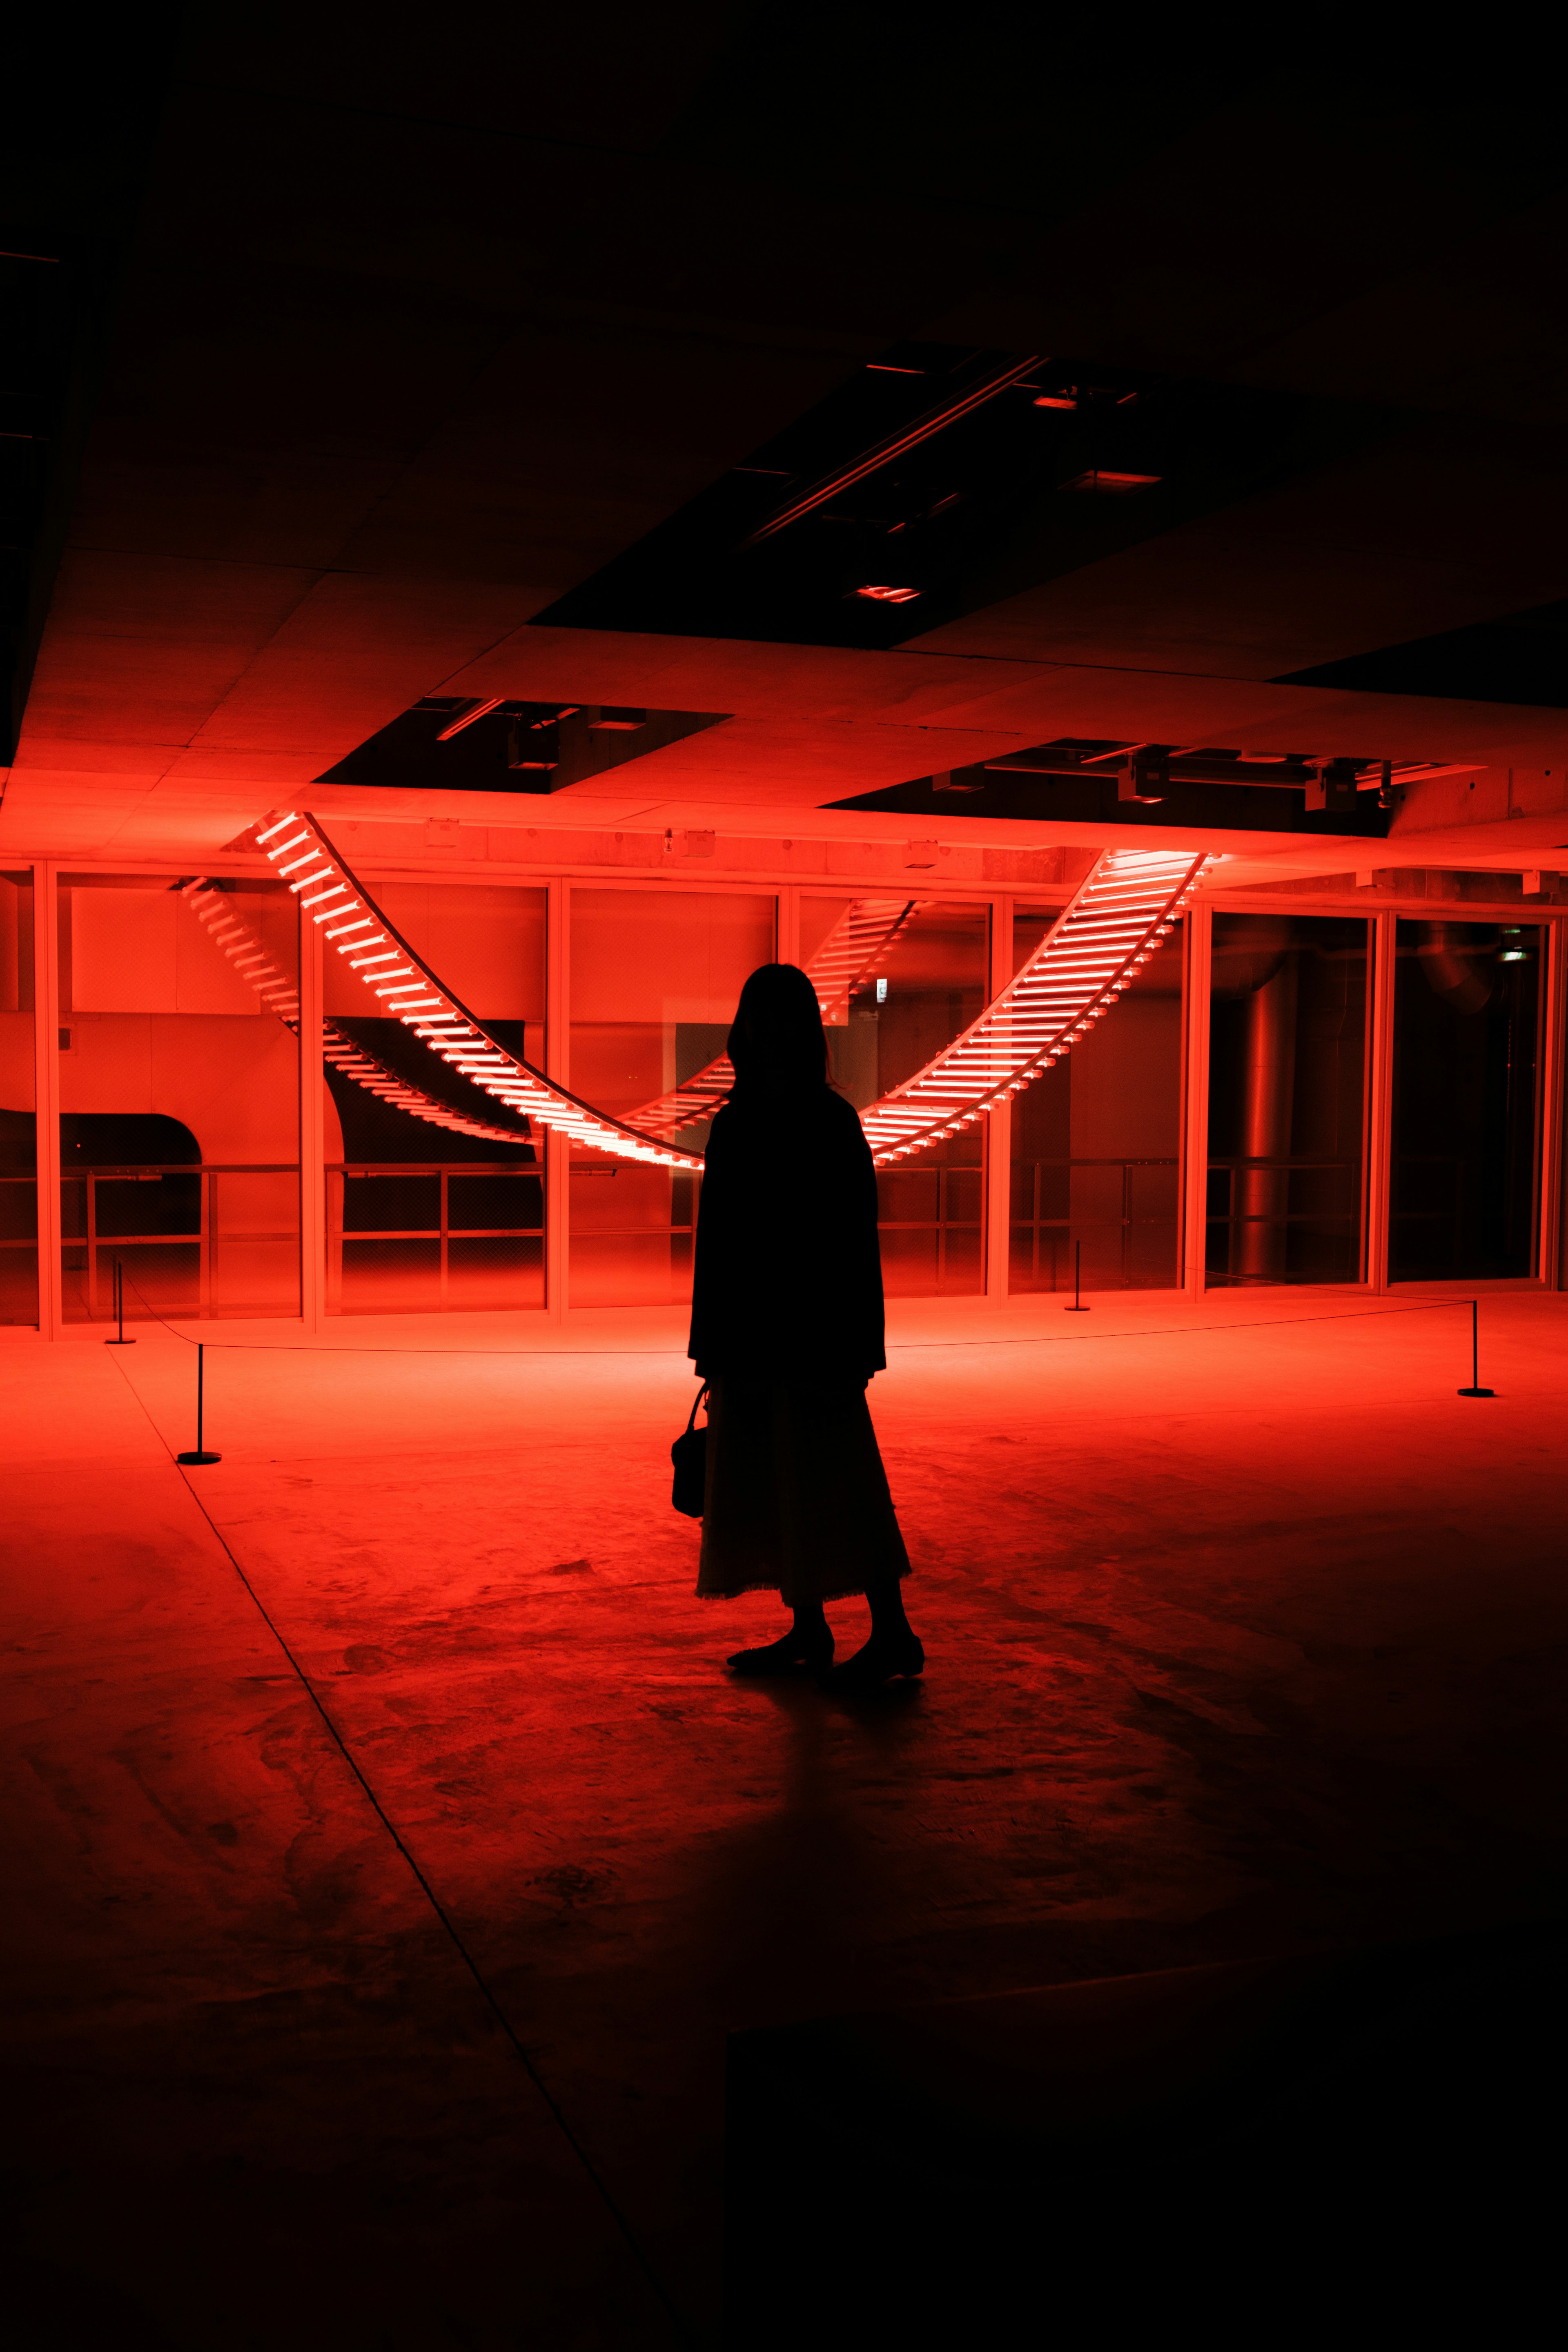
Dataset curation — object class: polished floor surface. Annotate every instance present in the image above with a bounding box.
[4,1287,1566,2345]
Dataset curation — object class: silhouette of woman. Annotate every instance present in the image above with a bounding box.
[688,962,923,1688]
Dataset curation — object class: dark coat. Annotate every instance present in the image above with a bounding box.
[688,1086,886,1385]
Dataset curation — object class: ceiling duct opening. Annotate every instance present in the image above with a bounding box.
[320,702,729,797]
[531,341,1397,655]
[831,739,1430,837]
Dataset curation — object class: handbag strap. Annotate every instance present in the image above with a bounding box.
[684,1381,710,1436]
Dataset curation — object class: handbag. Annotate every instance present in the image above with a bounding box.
[670,1381,710,1517]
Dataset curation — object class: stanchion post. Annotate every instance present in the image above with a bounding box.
[105,1256,136,1345]
[1065,1237,1089,1312]
[177,1342,223,1463]
[1457,1298,1494,1398]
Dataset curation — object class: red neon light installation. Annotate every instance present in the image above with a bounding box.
[181,880,535,1145]
[229,817,1206,1172]
[857,849,1207,1162]
[250,815,703,1167]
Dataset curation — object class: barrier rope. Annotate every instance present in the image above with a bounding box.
[115,1264,1499,1360]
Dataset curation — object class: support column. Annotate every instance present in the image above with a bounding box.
[1364,909,1396,1293]
[32,862,63,1338]
[984,894,1013,1303]
[545,877,570,1321]
[777,885,801,967]
[1537,913,1566,1287]
[296,891,325,1332]
[1235,953,1298,1281]
[1180,898,1212,1299]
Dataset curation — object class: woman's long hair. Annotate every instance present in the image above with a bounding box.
[726,963,829,1100]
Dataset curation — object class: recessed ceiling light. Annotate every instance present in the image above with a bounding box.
[1034,394,1077,410]
[435,695,505,740]
[855,584,922,602]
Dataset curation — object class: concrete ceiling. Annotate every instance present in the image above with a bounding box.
[5,7,1568,874]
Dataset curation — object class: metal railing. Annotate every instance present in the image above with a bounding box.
[0,1174,38,1323]
[566,1158,984,1294]
[60,1162,299,1319]
[0,1172,37,1247]
[1203,1156,1361,1283]
[1387,1154,1519,1277]
[566,1160,695,1246]
[1010,1156,1179,1288]
[877,1163,982,1291]
[327,1160,544,1310]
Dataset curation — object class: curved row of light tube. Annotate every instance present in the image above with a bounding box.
[253,813,705,1167]
[857,849,1208,1160]
[180,880,538,1145]
[241,815,1206,1172]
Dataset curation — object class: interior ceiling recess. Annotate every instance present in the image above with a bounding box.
[531,340,1407,657]
[207,812,1203,1168]
[320,701,732,797]
[316,693,1452,840]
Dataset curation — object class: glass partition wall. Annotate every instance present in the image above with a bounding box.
[7,873,1559,1327]
[806,898,989,1295]
[0,872,36,1324]
[1389,920,1544,1280]
[324,882,546,1314]
[58,875,301,1323]
[569,889,774,1305]
[1206,915,1370,1285]
[1009,909,1184,1292]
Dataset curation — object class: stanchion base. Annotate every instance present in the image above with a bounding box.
[1457,1387,1495,1399]
[177,1450,223,1464]
[1064,1306,1090,1314]
[104,1336,136,1345]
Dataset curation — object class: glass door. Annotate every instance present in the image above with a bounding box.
[58,874,301,1323]
[1009,906,1184,1292]
[0,871,36,1324]
[1389,919,1544,1280]
[1207,915,1370,1285]
[569,888,775,1305]
[805,898,989,1296]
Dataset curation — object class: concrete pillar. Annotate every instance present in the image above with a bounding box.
[1365,911,1396,1292]
[985,895,1013,1303]
[546,878,569,1320]
[1235,955,1298,1281]
[1181,900,1212,1298]
[296,891,324,1332]
[32,864,62,1339]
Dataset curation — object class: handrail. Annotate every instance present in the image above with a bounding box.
[60,1160,297,1176]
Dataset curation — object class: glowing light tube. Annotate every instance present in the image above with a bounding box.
[219,816,1206,1176]
[245,814,704,1169]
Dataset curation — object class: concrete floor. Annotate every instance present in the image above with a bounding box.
[4,1288,1566,2347]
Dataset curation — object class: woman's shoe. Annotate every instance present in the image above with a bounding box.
[727,1628,835,1676]
[820,1630,924,1689]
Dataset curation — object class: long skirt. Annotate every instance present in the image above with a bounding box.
[696,1375,910,1606]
